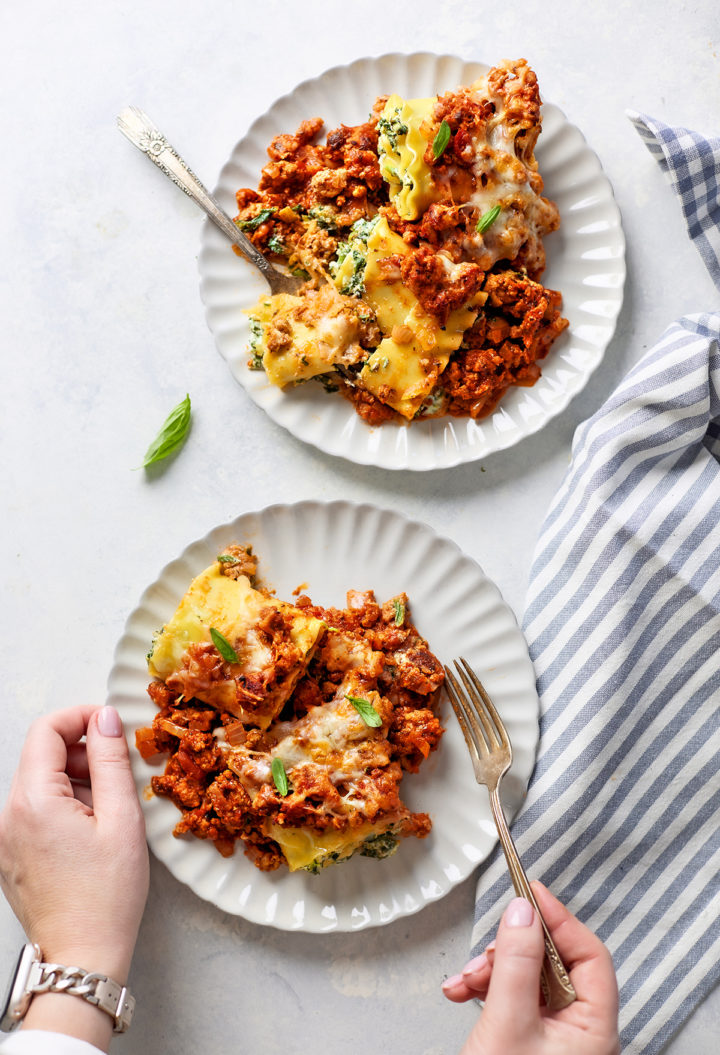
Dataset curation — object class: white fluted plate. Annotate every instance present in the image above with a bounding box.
[107,502,539,931]
[198,53,625,470]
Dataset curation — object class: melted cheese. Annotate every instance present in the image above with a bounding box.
[270,678,388,777]
[149,566,266,677]
[377,95,436,221]
[359,216,479,417]
[148,562,324,725]
[224,672,399,869]
[459,72,552,268]
[379,76,554,272]
[250,215,477,410]
[265,820,378,872]
[248,288,364,386]
[319,627,385,680]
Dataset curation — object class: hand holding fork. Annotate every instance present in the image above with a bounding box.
[444,658,576,1011]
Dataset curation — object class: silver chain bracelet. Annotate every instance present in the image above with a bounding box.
[27,959,135,1033]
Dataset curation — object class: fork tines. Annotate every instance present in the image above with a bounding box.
[443,658,510,762]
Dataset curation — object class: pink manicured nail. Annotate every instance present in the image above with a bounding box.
[442,973,464,991]
[462,953,488,979]
[97,705,123,737]
[505,897,534,928]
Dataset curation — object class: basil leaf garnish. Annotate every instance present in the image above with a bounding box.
[236,207,276,231]
[141,394,191,468]
[217,554,241,565]
[210,627,239,665]
[271,757,289,796]
[476,205,502,234]
[432,119,451,160]
[345,694,383,727]
[393,599,405,626]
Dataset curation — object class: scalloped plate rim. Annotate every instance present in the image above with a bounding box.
[107,500,540,932]
[197,53,625,470]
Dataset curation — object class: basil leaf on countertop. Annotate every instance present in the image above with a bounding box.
[140,394,191,468]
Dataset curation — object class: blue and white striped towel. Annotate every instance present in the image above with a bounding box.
[471,114,720,1055]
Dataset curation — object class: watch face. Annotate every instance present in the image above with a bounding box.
[0,944,38,1033]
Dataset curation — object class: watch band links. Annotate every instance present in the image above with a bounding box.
[27,960,135,1033]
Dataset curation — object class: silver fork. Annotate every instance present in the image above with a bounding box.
[116,106,304,296]
[444,657,576,1011]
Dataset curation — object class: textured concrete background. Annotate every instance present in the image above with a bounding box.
[1,2,717,1051]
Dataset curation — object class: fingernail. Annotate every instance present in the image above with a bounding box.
[462,953,488,980]
[97,705,123,738]
[441,974,464,992]
[485,941,496,953]
[505,897,534,928]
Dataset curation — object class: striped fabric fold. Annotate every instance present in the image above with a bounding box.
[627,111,720,287]
[471,114,720,1055]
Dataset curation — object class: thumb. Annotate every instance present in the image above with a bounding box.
[86,705,141,821]
[482,897,544,1038]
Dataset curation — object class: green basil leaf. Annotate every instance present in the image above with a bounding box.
[236,207,276,231]
[432,120,451,160]
[141,394,191,468]
[393,599,405,626]
[217,554,241,565]
[267,232,286,254]
[210,627,239,665]
[476,205,502,234]
[271,757,289,796]
[345,694,383,727]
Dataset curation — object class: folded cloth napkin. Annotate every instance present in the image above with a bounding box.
[471,114,720,1055]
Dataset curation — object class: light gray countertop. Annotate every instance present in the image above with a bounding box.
[1,2,718,1051]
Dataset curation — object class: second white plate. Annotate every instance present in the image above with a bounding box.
[199,53,625,470]
[107,501,540,931]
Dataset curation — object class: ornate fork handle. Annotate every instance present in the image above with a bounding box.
[488,787,576,1010]
[116,107,301,295]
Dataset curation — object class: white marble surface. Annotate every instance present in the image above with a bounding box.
[1,1,718,1051]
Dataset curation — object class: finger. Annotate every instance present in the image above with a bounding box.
[461,952,492,994]
[530,881,604,969]
[66,743,90,782]
[71,783,94,810]
[85,706,142,824]
[18,706,99,782]
[482,897,544,1037]
[530,881,618,1011]
[442,945,495,1003]
[441,974,481,1003]
[460,942,546,1008]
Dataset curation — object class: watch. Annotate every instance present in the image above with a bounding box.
[0,944,135,1034]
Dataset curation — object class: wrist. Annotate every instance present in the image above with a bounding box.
[36,943,133,988]
[3,943,136,1046]
[22,991,113,1053]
